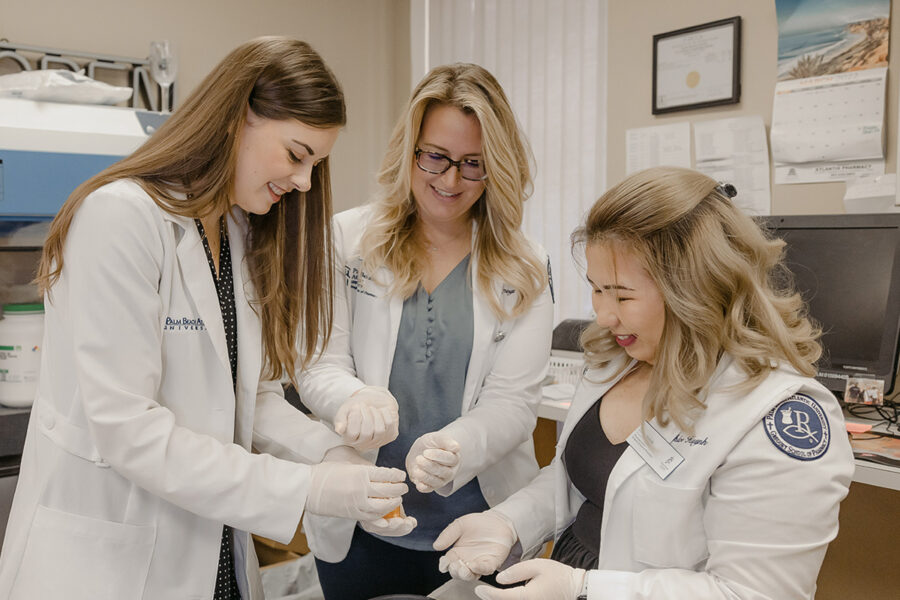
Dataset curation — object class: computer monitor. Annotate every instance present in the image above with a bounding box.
[758,213,900,397]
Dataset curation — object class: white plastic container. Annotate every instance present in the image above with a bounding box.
[0,303,44,408]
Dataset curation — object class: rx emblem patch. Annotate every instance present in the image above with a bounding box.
[763,393,830,461]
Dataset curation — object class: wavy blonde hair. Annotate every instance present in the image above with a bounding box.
[358,63,546,318]
[573,167,822,430]
[37,36,346,381]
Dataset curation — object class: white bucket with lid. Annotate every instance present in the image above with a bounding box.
[0,302,44,408]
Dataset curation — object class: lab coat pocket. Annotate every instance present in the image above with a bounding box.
[632,478,709,569]
[10,505,156,600]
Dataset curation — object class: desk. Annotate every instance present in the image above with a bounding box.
[538,393,900,491]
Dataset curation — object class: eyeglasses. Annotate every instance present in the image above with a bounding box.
[414,148,488,181]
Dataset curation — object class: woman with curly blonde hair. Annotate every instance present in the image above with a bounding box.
[298,63,554,598]
[435,167,854,600]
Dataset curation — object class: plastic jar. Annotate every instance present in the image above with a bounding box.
[0,303,45,408]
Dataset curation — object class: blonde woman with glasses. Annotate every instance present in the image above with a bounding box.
[298,63,554,599]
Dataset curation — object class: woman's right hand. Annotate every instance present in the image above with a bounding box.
[433,511,518,581]
[305,463,407,521]
[333,386,400,451]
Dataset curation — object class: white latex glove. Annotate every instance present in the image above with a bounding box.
[333,386,400,452]
[433,511,517,581]
[321,444,369,465]
[305,462,407,521]
[405,431,461,493]
[318,445,418,535]
[360,503,418,537]
[474,559,586,600]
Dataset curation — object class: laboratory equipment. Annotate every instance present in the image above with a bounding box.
[149,40,178,113]
[0,97,163,218]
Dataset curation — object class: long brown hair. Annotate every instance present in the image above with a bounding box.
[37,36,346,380]
[572,167,822,430]
[359,63,546,318]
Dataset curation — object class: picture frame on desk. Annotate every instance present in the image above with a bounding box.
[652,16,742,114]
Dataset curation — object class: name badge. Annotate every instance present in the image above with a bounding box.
[627,421,684,480]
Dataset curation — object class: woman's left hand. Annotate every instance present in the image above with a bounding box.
[473,559,586,600]
[405,431,460,493]
[360,512,418,537]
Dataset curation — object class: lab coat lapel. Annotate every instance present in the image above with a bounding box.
[172,214,231,378]
[386,272,403,386]
[360,265,400,388]
[462,247,497,413]
[227,210,260,449]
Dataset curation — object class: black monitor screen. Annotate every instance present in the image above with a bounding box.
[760,214,900,396]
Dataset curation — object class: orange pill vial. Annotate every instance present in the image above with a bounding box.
[383,505,404,519]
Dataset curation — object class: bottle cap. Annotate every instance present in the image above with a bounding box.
[2,303,45,314]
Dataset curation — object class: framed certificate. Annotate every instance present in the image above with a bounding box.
[652,16,741,114]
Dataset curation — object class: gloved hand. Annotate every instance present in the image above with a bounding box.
[321,444,370,465]
[318,445,416,534]
[405,431,461,493]
[360,503,418,537]
[433,511,517,581]
[305,462,407,521]
[333,386,400,452]
[473,559,586,600]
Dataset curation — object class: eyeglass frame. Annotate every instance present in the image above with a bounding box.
[414,147,489,181]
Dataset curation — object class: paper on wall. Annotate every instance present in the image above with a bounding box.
[625,122,691,175]
[771,67,886,183]
[693,116,771,215]
[775,159,885,184]
[843,173,899,213]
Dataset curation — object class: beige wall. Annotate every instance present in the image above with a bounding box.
[0,0,411,212]
[607,0,899,215]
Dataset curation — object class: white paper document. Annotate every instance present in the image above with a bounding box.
[693,116,771,215]
[626,122,691,175]
[771,67,887,184]
[843,173,900,213]
[775,159,885,184]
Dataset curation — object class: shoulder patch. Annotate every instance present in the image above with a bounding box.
[763,393,830,461]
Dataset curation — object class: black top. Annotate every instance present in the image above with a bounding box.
[197,217,241,600]
[552,396,628,569]
[197,217,238,389]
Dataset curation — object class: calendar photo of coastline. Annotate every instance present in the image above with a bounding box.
[776,0,890,81]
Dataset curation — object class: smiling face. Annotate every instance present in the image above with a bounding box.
[586,242,666,365]
[232,107,340,215]
[411,103,486,230]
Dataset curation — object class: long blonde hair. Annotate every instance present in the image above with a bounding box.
[573,167,822,430]
[37,36,346,381]
[359,63,546,318]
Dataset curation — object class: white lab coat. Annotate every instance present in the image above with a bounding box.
[298,205,554,562]
[0,180,343,600]
[497,355,855,600]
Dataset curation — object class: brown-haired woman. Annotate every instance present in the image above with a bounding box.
[0,36,406,600]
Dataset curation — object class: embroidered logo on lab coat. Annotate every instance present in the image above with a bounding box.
[344,265,376,298]
[163,316,206,331]
[763,393,830,461]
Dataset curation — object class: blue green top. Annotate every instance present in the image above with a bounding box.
[373,255,489,550]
